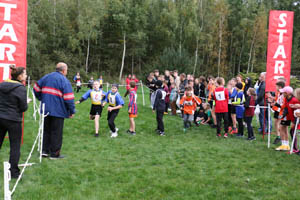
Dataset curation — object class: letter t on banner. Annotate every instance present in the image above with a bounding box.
[266,10,294,92]
[0,0,27,82]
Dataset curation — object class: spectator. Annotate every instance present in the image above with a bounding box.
[34,62,75,159]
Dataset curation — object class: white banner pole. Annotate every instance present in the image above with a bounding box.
[268,103,271,148]
[4,162,11,200]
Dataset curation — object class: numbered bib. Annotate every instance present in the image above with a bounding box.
[215,91,225,101]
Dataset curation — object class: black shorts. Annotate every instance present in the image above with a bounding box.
[274,111,279,119]
[90,105,103,116]
[231,105,236,114]
[280,120,291,126]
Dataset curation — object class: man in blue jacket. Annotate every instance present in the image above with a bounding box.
[34,62,75,159]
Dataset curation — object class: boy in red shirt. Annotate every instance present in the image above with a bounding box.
[213,77,229,138]
[180,87,201,132]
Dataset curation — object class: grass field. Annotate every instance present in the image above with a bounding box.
[1,86,300,200]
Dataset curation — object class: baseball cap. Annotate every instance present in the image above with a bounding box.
[279,86,293,94]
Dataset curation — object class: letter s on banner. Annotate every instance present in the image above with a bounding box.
[0,1,27,82]
[266,10,294,92]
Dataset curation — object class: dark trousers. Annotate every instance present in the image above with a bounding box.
[237,117,244,136]
[0,118,22,176]
[216,112,229,135]
[43,116,64,157]
[245,116,254,138]
[165,102,169,113]
[156,110,164,132]
[76,86,81,93]
[107,109,119,132]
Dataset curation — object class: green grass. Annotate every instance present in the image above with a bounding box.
[1,86,300,200]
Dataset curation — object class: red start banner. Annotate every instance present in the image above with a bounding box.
[0,0,27,82]
[266,10,294,92]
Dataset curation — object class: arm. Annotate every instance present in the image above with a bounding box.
[76,90,92,104]
[256,82,265,105]
[17,85,28,113]
[62,80,76,116]
[244,96,251,108]
[33,81,42,101]
[153,90,161,110]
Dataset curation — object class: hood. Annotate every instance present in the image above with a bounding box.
[0,80,23,94]
[246,77,252,87]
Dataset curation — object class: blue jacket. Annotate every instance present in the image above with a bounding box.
[233,90,245,119]
[105,91,124,107]
[34,72,76,118]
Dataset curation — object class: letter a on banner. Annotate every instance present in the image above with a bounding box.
[0,0,27,82]
[265,10,294,92]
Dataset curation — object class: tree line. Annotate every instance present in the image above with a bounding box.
[26,0,300,81]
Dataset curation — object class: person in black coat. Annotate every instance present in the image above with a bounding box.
[0,65,28,179]
[153,80,166,136]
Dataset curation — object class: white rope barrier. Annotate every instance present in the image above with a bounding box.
[4,162,11,200]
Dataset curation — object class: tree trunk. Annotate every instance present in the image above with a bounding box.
[85,37,90,74]
[119,33,126,82]
[251,46,255,73]
[193,38,199,76]
[238,31,246,74]
[53,0,56,36]
[247,26,258,73]
[131,55,134,75]
[217,15,224,77]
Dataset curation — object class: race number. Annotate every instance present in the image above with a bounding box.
[215,91,225,101]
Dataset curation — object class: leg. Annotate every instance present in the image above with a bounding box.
[259,108,264,132]
[237,118,244,136]
[231,114,237,129]
[156,110,164,132]
[43,116,52,154]
[50,117,64,157]
[223,113,229,133]
[212,107,217,126]
[130,118,135,132]
[108,110,119,133]
[183,114,188,128]
[7,121,22,177]
[94,115,100,134]
[216,113,222,135]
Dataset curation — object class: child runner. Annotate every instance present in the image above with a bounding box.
[75,80,106,137]
[276,86,296,151]
[74,72,81,93]
[228,79,238,134]
[106,84,124,138]
[232,83,245,137]
[271,81,285,144]
[244,88,256,140]
[198,103,213,125]
[179,87,202,132]
[153,80,166,136]
[127,81,138,135]
[213,77,229,138]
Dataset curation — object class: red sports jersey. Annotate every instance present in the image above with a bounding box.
[213,86,229,113]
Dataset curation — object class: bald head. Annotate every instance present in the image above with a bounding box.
[56,62,68,76]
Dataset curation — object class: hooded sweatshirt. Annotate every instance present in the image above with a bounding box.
[0,80,28,122]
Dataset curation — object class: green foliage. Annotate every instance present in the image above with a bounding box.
[158,47,193,73]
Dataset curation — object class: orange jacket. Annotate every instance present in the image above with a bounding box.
[180,95,202,115]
